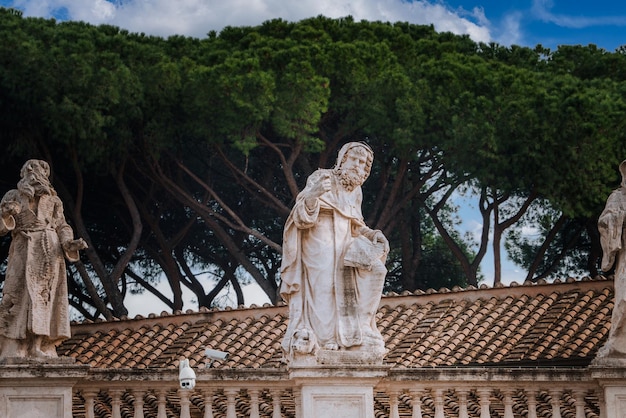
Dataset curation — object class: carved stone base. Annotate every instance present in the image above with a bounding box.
[316,348,385,365]
[289,365,390,418]
[0,361,89,418]
[287,347,386,367]
[301,384,375,418]
[603,386,626,418]
[590,364,626,418]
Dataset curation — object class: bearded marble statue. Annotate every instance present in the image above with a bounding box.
[596,159,626,361]
[0,160,87,360]
[280,142,389,364]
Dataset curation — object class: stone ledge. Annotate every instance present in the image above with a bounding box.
[590,362,626,380]
[316,349,385,366]
[0,356,76,366]
[590,356,626,370]
[0,359,90,383]
[289,364,391,382]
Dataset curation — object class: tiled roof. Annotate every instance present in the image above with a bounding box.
[62,277,609,418]
[59,276,613,370]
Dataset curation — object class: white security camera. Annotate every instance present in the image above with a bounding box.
[205,348,229,367]
[179,358,196,390]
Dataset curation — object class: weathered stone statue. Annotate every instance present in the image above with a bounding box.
[596,159,626,361]
[280,142,389,364]
[0,160,87,360]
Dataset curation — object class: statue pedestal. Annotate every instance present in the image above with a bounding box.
[289,364,389,418]
[590,362,626,418]
[0,358,89,418]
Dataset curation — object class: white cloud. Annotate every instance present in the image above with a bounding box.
[8,0,494,42]
[531,0,626,28]
[496,11,523,46]
[89,0,116,20]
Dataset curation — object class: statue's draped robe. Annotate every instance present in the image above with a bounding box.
[280,169,386,353]
[0,190,78,345]
[598,186,626,357]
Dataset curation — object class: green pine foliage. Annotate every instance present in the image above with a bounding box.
[1,8,625,318]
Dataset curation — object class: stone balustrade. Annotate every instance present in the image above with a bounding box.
[76,385,294,418]
[69,367,608,418]
[376,368,602,418]
[375,386,599,418]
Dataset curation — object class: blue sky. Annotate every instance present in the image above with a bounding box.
[445,0,626,50]
[1,0,624,51]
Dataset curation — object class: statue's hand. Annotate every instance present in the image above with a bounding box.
[372,230,389,254]
[308,172,332,199]
[63,238,88,253]
[1,201,20,216]
[304,172,332,208]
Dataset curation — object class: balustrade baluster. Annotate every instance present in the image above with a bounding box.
[225,388,238,418]
[155,389,167,418]
[270,389,283,418]
[82,389,98,418]
[502,389,514,418]
[248,389,261,418]
[388,390,400,418]
[457,389,469,418]
[434,389,445,418]
[572,390,587,418]
[110,389,123,418]
[549,390,562,418]
[478,388,491,418]
[202,389,214,418]
[133,390,145,418]
[179,389,192,418]
[410,391,423,418]
[526,389,538,418]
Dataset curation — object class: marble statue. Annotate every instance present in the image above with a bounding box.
[280,142,389,363]
[0,160,87,360]
[596,159,626,360]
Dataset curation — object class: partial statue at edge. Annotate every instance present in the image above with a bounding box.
[596,159,626,362]
[280,142,389,364]
[0,160,87,360]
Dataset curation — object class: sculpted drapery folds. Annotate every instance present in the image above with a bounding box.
[280,142,389,363]
[0,160,87,359]
[597,159,626,360]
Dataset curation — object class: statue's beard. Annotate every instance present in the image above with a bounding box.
[34,182,51,196]
[18,172,52,198]
[338,167,366,192]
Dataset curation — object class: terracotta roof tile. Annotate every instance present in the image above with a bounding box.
[60,277,613,371]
